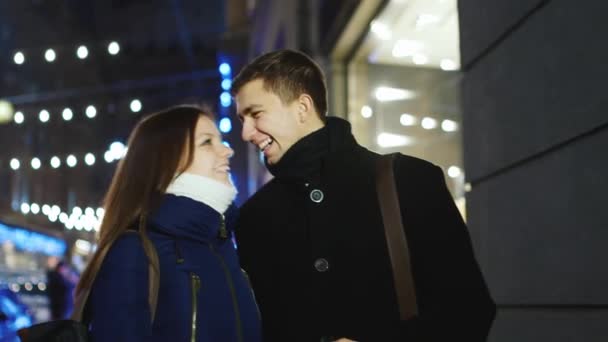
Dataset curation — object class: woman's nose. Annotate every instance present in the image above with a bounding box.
[221,144,234,158]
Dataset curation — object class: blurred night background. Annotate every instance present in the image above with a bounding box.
[0,0,606,341]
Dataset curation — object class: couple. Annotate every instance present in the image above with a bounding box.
[77,50,496,342]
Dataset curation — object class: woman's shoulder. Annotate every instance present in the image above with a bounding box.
[91,232,150,295]
[103,231,148,267]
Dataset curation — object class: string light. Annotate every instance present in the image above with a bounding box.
[221,79,232,91]
[218,60,233,134]
[10,159,20,170]
[14,97,145,126]
[59,213,68,223]
[44,49,56,62]
[31,158,41,170]
[12,41,128,66]
[104,151,113,163]
[30,203,40,214]
[50,156,61,168]
[8,41,134,234]
[14,111,24,124]
[219,117,232,133]
[14,52,25,65]
[108,41,120,55]
[76,45,89,59]
[62,108,73,121]
[15,202,103,232]
[39,110,50,123]
[220,92,231,107]
[4,153,115,171]
[20,203,30,214]
[219,63,231,76]
[66,155,77,167]
[130,99,142,113]
[106,141,127,162]
[85,105,97,118]
[84,153,96,166]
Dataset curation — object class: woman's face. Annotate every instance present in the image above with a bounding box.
[182,116,234,185]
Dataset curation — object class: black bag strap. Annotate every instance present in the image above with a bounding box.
[376,153,418,320]
[71,230,160,323]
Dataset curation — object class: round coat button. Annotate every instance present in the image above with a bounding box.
[310,189,324,203]
[314,258,329,272]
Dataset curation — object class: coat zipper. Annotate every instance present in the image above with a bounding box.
[190,272,201,342]
[209,224,243,342]
[218,214,229,239]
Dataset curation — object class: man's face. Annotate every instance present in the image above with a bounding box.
[235,79,303,165]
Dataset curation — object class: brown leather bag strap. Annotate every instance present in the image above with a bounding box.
[376,153,418,320]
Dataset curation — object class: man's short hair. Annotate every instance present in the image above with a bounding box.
[232,49,328,118]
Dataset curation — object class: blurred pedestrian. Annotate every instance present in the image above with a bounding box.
[46,256,77,320]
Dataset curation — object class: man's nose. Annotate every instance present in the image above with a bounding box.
[241,118,255,142]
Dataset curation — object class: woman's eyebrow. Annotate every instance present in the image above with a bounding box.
[196,132,215,139]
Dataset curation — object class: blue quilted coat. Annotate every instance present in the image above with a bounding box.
[87,194,262,342]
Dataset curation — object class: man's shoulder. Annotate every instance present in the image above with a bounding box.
[393,153,440,174]
[388,154,450,204]
[239,179,278,216]
[382,153,445,191]
[356,146,438,173]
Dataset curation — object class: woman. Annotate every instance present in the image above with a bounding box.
[75,105,261,342]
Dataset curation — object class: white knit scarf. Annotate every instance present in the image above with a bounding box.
[165,172,237,214]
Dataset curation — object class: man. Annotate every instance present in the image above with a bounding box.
[232,49,496,341]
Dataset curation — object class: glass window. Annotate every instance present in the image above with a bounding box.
[346,0,466,216]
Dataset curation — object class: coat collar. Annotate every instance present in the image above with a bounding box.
[267,117,359,182]
[148,194,238,243]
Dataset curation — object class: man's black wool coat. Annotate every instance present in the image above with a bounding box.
[235,117,496,341]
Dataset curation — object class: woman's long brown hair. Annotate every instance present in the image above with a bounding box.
[75,105,210,297]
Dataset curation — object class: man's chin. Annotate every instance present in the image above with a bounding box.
[264,154,282,166]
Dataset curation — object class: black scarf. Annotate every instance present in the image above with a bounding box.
[266,117,358,182]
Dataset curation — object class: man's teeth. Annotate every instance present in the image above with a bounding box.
[259,138,273,151]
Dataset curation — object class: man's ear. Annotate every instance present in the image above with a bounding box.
[297,94,315,123]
